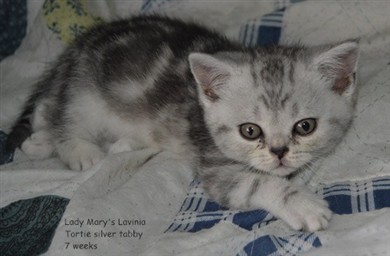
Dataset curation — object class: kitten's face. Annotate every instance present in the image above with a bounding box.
[189,42,359,176]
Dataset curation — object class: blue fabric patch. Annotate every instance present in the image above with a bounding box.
[257,25,282,46]
[321,178,390,214]
[0,195,70,256]
[167,176,390,255]
[240,9,285,46]
[238,233,321,256]
[0,131,13,165]
[0,0,27,61]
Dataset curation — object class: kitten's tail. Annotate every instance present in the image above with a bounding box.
[5,101,35,152]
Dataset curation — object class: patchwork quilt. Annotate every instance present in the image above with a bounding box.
[1,0,390,255]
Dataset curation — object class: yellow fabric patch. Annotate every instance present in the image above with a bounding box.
[43,0,103,44]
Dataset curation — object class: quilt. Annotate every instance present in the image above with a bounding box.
[1,0,390,255]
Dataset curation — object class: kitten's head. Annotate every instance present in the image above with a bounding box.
[189,41,359,176]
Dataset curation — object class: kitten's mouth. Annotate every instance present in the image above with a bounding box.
[250,158,297,176]
[269,159,296,176]
[277,159,290,168]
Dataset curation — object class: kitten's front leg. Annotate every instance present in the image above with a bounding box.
[201,164,332,231]
[248,175,332,232]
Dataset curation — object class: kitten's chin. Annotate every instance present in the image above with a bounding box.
[268,165,297,177]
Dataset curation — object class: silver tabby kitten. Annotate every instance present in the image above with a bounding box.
[7,16,359,231]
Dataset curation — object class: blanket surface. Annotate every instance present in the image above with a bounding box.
[1,0,390,255]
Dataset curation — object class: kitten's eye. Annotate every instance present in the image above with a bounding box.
[293,118,317,136]
[239,123,263,140]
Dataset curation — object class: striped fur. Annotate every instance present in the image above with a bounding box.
[7,16,359,231]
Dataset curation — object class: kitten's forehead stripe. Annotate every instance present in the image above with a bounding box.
[289,61,295,84]
[259,95,270,109]
[251,49,301,111]
[280,93,291,109]
[250,55,259,88]
[253,105,260,116]
[292,102,299,118]
[260,58,285,85]
[277,80,284,98]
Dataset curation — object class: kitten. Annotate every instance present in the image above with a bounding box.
[6,16,359,231]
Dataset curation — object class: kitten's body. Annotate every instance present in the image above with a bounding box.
[7,16,359,231]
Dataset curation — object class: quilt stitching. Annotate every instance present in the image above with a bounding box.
[0,195,70,256]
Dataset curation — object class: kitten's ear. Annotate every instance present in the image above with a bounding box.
[313,40,359,95]
[189,53,231,102]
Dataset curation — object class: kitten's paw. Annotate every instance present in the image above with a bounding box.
[108,139,133,155]
[21,130,54,159]
[57,139,104,171]
[69,144,104,171]
[279,190,332,232]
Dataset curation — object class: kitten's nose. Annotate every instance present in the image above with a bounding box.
[270,146,289,159]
